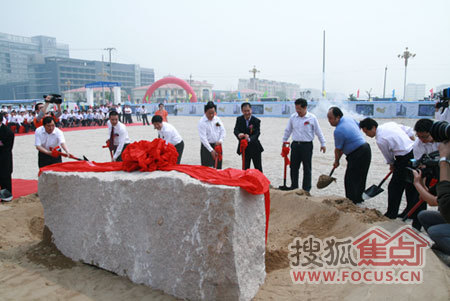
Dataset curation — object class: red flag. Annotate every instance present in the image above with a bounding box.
[430,88,434,98]
[357,89,360,98]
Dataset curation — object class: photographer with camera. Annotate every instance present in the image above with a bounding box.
[435,88,450,123]
[404,119,441,228]
[34,94,63,129]
[416,120,450,256]
[416,141,450,256]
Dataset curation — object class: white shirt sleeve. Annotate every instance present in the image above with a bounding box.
[112,123,129,161]
[400,125,415,138]
[35,129,42,147]
[282,117,293,142]
[198,119,213,152]
[218,118,226,143]
[377,137,394,164]
[313,117,326,147]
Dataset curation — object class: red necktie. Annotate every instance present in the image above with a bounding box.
[109,126,115,151]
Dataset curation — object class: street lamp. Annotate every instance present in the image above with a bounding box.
[398,47,416,101]
[249,66,260,101]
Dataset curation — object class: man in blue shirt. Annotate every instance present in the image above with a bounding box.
[327,107,371,204]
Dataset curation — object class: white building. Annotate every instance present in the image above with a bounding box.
[132,79,213,103]
[238,78,301,100]
[405,83,426,101]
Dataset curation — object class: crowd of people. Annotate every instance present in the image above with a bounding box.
[1,97,449,258]
[0,103,142,133]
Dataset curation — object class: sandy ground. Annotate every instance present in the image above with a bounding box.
[2,115,449,300]
[1,191,449,300]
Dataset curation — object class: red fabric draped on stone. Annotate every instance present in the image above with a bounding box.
[39,139,270,242]
[214,144,223,161]
[121,139,178,172]
[281,146,290,165]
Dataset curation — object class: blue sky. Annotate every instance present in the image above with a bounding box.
[1,0,449,97]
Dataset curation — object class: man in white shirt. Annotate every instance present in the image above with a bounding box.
[35,116,71,168]
[107,111,130,162]
[116,104,123,122]
[151,115,184,164]
[141,105,149,125]
[123,105,132,124]
[360,118,419,220]
[60,110,69,128]
[198,101,226,169]
[283,98,326,192]
[7,111,20,133]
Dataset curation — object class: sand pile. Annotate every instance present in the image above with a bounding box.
[0,191,449,300]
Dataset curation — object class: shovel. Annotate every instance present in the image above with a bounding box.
[362,171,393,200]
[279,142,291,190]
[317,167,336,189]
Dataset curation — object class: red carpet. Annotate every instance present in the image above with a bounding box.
[14,123,143,137]
[11,179,38,199]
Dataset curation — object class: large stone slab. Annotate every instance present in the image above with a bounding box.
[38,170,266,300]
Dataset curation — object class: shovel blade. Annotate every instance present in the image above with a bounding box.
[362,185,384,200]
[278,185,290,190]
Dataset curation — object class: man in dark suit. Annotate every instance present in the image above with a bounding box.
[233,102,264,172]
[0,112,15,200]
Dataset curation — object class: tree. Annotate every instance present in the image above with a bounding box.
[348,93,357,101]
[366,88,372,101]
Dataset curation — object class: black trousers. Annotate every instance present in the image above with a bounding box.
[386,150,419,219]
[175,141,184,164]
[290,141,313,191]
[38,152,62,168]
[345,143,371,204]
[201,143,222,169]
[243,149,263,172]
[115,143,130,162]
[142,114,149,125]
[0,175,12,194]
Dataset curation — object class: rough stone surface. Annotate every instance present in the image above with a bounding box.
[38,170,266,301]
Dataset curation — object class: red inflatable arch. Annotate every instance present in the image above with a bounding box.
[142,76,197,103]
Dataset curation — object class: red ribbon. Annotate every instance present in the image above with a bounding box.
[214,144,223,161]
[240,139,248,170]
[50,147,61,158]
[239,139,248,154]
[281,146,290,166]
[49,147,81,161]
[102,140,110,149]
[39,139,270,242]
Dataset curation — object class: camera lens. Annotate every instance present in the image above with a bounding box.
[431,121,450,142]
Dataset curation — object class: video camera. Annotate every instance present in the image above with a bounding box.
[430,120,450,142]
[405,151,440,183]
[435,87,450,112]
[43,94,63,105]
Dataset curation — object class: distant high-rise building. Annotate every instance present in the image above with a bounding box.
[0,32,69,85]
[0,32,155,101]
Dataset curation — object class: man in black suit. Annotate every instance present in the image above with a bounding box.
[233,103,264,172]
[0,112,14,200]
